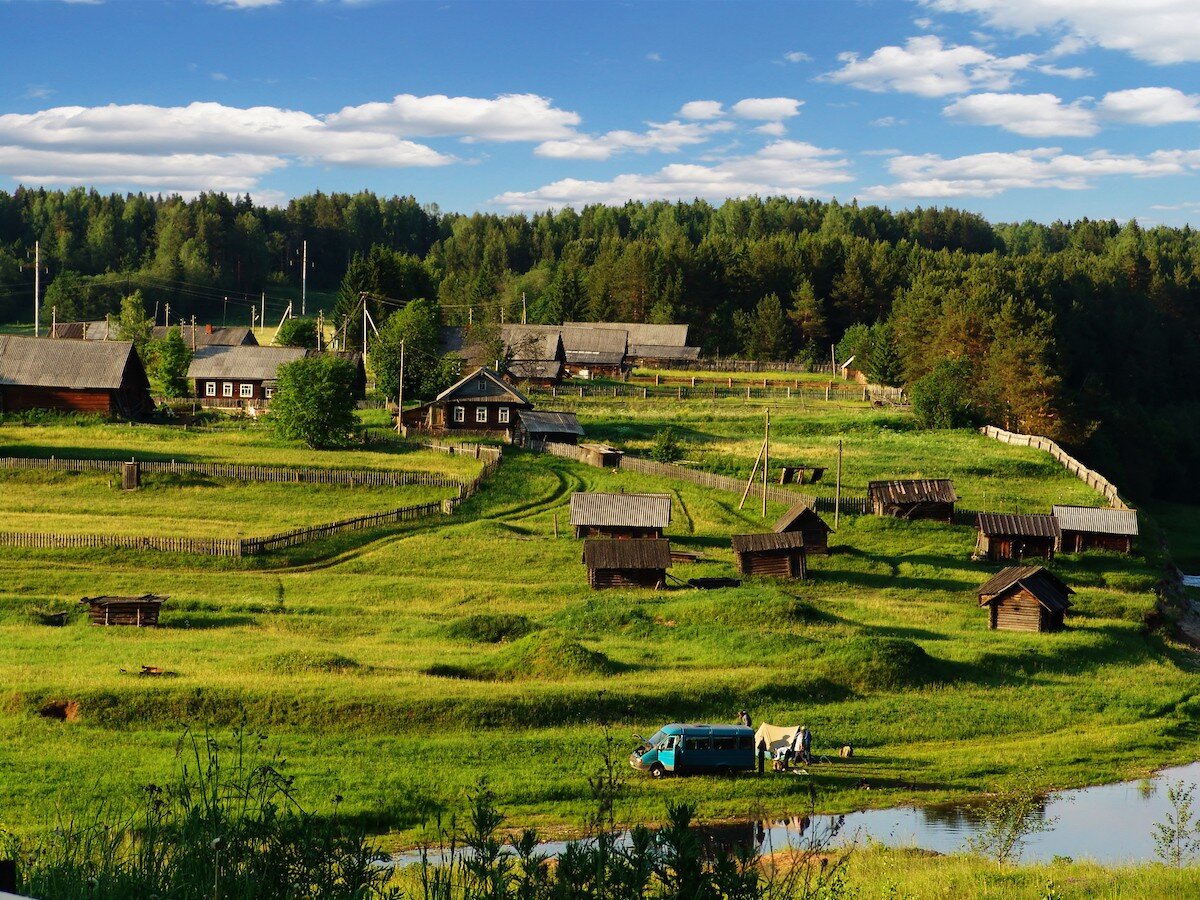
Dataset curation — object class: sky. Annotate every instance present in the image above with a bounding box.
[2,0,1200,226]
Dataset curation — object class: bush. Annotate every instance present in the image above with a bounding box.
[910,358,978,429]
[274,317,319,348]
[269,355,358,448]
[828,636,944,692]
[447,613,534,643]
[649,427,683,463]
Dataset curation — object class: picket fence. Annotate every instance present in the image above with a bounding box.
[978,426,1129,509]
[535,382,871,404]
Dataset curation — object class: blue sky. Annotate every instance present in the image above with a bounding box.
[2,0,1200,226]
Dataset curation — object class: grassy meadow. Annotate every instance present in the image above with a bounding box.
[0,394,1196,869]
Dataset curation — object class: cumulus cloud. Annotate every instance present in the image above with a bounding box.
[491,140,853,210]
[944,92,1098,136]
[871,116,907,127]
[783,51,812,63]
[823,35,1034,96]
[678,100,724,120]
[327,92,580,142]
[534,120,732,161]
[923,0,1200,65]
[1037,64,1093,79]
[730,97,803,120]
[211,0,282,8]
[755,122,787,136]
[0,147,283,193]
[1098,87,1200,125]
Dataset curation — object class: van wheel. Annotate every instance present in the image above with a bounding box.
[650,763,666,779]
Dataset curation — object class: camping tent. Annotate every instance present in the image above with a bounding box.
[754,723,800,758]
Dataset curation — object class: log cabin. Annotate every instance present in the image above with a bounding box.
[731,532,808,578]
[1052,505,1138,554]
[977,566,1073,632]
[868,479,958,523]
[401,366,533,437]
[583,538,671,589]
[80,594,167,627]
[974,513,1060,562]
[773,503,832,554]
[188,345,308,406]
[570,492,672,539]
[0,335,153,417]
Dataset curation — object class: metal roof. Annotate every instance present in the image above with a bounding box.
[517,409,584,436]
[868,479,958,504]
[1052,505,1139,537]
[569,492,672,528]
[155,325,258,347]
[583,538,672,570]
[187,345,308,382]
[977,565,1073,611]
[0,334,142,390]
[773,503,826,533]
[976,513,1061,538]
[731,531,808,553]
[566,322,690,347]
[627,343,701,361]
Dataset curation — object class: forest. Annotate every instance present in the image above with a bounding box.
[0,186,1197,500]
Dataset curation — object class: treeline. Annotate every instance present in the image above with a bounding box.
[0,187,1198,498]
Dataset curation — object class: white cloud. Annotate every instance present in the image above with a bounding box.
[327,93,581,142]
[1037,64,1093,79]
[534,120,731,161]
[211,72,230,82]
[0,147,283,193]
[944,92,1098,136]
[914,17,934,29]
[755,122,787,136]
[784,50,812,63]
[211,0,282,7]
[1098,87,1200,125]
[871,116,907,127]
[1046,35,1089,58]
[862,146,1200,200]
[823,35,1034,96]
[730,97,803,120]
[677,100,724,120]
[646,52,663,62]
[492,140,853,210]
[924,0,1200,65]
[24,85,55,100]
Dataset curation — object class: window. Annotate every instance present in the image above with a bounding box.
[738,735,754,750]
[684,737,711,752]
[222,382,233,398]
[265,387,274,400]
[475,406,488,424]
[239,383,253,398]
[205,382,216,397]
[713,736,736,750]
[498,407,510,424]
[453,406,465,423]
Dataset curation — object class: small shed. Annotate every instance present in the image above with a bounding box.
[975,513,1060,562]
[570,492,672,539]
[515,409,585,446]
[868,479,958,523]
[583,538,671,589]
[731,532,808,579]
[773,503,832,554]
[80,594,167,627]
[1052,505,1138,554]
[977,567,1072,632]
[578,443,623,468]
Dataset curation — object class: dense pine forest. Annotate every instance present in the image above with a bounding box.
[0,187,1197,500]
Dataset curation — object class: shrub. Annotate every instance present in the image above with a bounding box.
[274,316,319,348]
[649,427,683,463]
[265,652,361,673]
[828,636,943,692]
[910,358,978,430]
[269,355,358,448]
[447,613,534,643]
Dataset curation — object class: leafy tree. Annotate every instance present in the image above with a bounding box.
[112,290,153,353]
[965,778,1057,869]
[269,355,358,449]
[649,427,683,464]
[910,357,977,429]
[835,322,873,369]
[152,327,192,398]
[371,297,453,401]
[1153,780,1200,867]
[274,316,318,348]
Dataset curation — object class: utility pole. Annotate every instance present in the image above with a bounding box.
[223,296,228,326]
[301,239,308,316]
[521,291,527,325]
[191,315,197,351]
[260,292,265,337]
[51,305,56,337]
[835,437,843,530]
[762,407,770,518]
[396,339,405,435]
[165,303,170,331]
[33,240,40,337]
[316,310,324,351]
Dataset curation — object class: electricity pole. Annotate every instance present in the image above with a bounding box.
[33,240,40,337]
[396,339,405,435]
[301,239,308,317]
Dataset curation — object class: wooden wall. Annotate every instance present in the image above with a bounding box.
[1062,532,1133,554]
[874,501,955,523]
[735,549,807,578]
[988,587,1063,632]
[575,525,664,540]
[2,386,113,415]
[981,535,1056,562]
[588,567,665,589]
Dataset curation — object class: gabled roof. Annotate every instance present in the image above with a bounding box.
[500,325,563,362]
[435,366,532,406]
[559,324,627,365]
[976,513,1061,538]
[977,565,1073,612]
[773,503,827,533]
[567,322,689,347]
[517,409,584,437]
[583,538,672,570]
[0,334,144,390]
[868,479,958,504]
[187,345,308,382]
[570,492,672,528]
[1052,505,1139,537]
[628,343,701,361]
[80,593,168,607]
[731,531,808,553]
[157,325,258,347]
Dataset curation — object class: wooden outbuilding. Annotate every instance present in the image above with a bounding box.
[401,366,533,437]
[731,532,808,578]
[773,503,832,554]
[977,566,1072,632]
[1052,505,1138,554]
[868,479,958,523]
[500,325,565,386]
[578,443,623,468]
[80,594,167,627]
[570,492,671,539]
[157,324,259,350]
[515,409,584,446]
[975,513,1060,562]
[558,325,628,378]
[0,335,153,417]
[583,538,671,589]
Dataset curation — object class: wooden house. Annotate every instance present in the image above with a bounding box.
[868,479,958,523]
[80,594,167,627]
[570,492,672,539]
[974,513,1060,562]
[500,325,565,386]
[156,324,258,349]
[566,322,701,367]
[188,345,308,406]
[583,538,671,589]
[731,532,808,578]
[976,566,1072,632]
[773,503,832,554]
[515,409,584,446]
[0,335,153,417]
[1052,505,1138,554]
[401,366,533,437]
[559,325,628,378]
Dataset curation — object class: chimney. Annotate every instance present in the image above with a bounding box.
[205,323,214,335]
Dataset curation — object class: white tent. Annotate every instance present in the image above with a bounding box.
[754,723,800,758]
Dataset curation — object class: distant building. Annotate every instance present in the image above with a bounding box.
[868,479,958,523]
[401,366,533,437]
[977,565,1073,632]
[1052,505,1138,554]
[773,504,832,554]
[583,538,671,589]
[0,335,153,417]
[188,345,308,405]
[515,409,584,446]
[559,324,628,378]
[975,513,1060,562]
[731,532,808,578]
[500,325,565,385]
[569,492,672,539]
[565,322,701,366]
[161,324,258,349]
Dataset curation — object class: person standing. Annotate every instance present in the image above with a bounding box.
[738,709,752,729]
[788,728,804,768]
[800,725,812,765]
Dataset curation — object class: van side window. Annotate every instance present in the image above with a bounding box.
[663,736,676,749]
[684,737,711,751]
[738,735,754,750]
[713,736,736,750]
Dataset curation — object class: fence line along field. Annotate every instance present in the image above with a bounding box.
[0,397,1193,857]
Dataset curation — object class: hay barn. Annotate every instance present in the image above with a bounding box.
[773,503,831,554]
[583,538,671,589]
[731,532,808,578]
[1052,505,1138,554]
[515,409,584,446]
[570,492,672,538]
[0,335,153,417]
[80,594,167,627]
[977,566,1072,632]
[868,479,958,522]
[975,513,1060,562]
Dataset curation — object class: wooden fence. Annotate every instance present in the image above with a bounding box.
[978,426,1129,509]
[533,382,873,403]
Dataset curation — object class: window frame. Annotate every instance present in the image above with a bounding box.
[222,382,234,398]
[498,406,510,424]
[239,383,254,398]
[205,381,216,397]
[453,405,465,423]
[475,405,489,424]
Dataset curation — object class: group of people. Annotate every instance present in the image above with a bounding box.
[737,710,813,767]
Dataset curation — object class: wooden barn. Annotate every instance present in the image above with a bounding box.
[0,335,153,417]
[80,594,167,627]
[500,325,565,386]
[188,345,308,405]
[583,538,671,589]
[578,443,623,468]
[515,409,584,446]
[773,503,832,554]
[977,566,1072,632]
[731,532,808,578]
[566,322,701,367]
[868,479,958,522]
[974,513,1060,562]
[1052,505,1138,554]
[401,367,532,437]
[559,325,628,378]
[570,492,672,539]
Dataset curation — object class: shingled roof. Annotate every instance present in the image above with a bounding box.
[977,565,1073,612]
[1052,505,1139,537]
[583,538,672,570]
[187,345,308,382]
[156,325,258,347]
[517,409,584,437]
[567,322,689,347]
[773,503,826,533]
[976,513,1061,538]
[731,531,808,553]
[559,325,627,366]
[868,479,958,504]
[569,492,672,528]
[0,335,144,390]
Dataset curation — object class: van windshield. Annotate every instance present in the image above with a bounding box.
[644,730,666,748]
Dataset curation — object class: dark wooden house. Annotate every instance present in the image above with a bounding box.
[583,538,671,589]
[1052,505,1138,554]
[80,594,167,627]
[731,532,808,578]
[401,367,533,437]
[500,325,565,386]
[0,335,153,417]
[868,479,958,522]
[974,513,1060,562]
[559,324,628,378]
[977,566,1072,632]
[570,492,672,539]
[773,503,832,554]
[188,345,308,406]
[578,443,623,468]
[515,409,584,446]
[157,324,258,349]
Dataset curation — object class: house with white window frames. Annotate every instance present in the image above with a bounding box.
[187,345,309,406]
[401,366,532,437]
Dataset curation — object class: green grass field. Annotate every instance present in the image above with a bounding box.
[0,398,1195,868]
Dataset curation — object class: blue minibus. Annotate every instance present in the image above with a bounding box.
[630,723,756,777]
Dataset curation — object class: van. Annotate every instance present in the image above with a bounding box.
[629,723,756,778]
